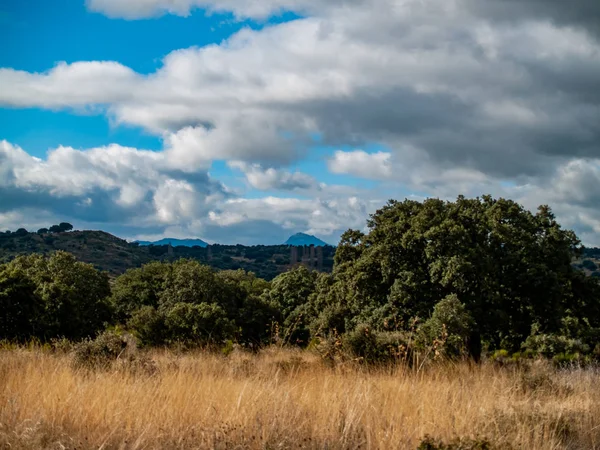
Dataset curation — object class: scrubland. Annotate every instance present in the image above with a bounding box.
[1,347,599,449]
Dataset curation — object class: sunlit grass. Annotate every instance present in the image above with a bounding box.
[1,347,599,449]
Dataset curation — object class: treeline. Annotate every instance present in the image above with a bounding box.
[2,222,74,236]
[2,196,600,364]
[139,243,335,280]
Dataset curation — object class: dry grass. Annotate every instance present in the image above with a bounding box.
[1,347,599,449]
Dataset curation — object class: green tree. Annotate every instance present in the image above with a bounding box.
[216,270,275,345]
[127,305,166,347]
[164,302,234,345]
[59,222,74,232]
[7,252,112,340]
[0,265,42,341]
[263,265,317,344]
[111,262,170,320]
[323,196,598,353]
[160,260,222,308]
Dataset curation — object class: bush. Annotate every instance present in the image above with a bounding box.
[417,435,493,450]
[72,330,127,370]
[342,325,410,364]
[522,326,590,358]
[582,259,598,271]
[417,294,474,359]
[128,306,166,347]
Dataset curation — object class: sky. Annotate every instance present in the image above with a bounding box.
[1,0,600,246]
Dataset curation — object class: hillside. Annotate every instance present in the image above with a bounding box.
[0,230,154,274]
[0,230,334,279]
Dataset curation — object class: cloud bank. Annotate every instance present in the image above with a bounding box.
[1,0,600,244]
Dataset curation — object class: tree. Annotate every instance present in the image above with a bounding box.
[217,270,275,345]
[0,265,42,341]
[6,252,112,340]
[111,262,171,320]
[37,228,49,234]
[49,225,62,233]
[263,265,317,344]
[14,228,28,236]
[59,222,74,232]
[160,260,222,309]
[321,196,599,353]
[164,302,234,345]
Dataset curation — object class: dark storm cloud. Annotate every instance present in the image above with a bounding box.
[467,0,600,37]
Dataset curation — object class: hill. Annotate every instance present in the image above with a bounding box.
[0,229,334,279]
[284,233,329,246]
[0,230,154,274]
[136,238,208,248]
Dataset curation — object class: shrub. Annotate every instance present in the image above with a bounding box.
[522,326,590,358]
[417,294,474,359]
[72,330,127,370]
[342,325,410,364]
[128,306,166,347]
[417,435,493,450]
[582,259,598,271]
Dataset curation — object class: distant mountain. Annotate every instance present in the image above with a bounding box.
[136,238,208,248]
[285,233,329,246]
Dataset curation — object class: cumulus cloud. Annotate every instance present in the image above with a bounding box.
[207,195,377,244]
[227,161,317,191]
[0,140,377,244]
[328,150,392,180]
[0,140,228,229]
[0,62,138,108]
[86,0,600,39]
[2,0,599,179]
[2,0,600,243]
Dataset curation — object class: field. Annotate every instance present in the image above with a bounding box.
[1,348,600,449]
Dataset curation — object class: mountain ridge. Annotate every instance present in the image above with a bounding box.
[136,238,208,248]
[284,232,329,247]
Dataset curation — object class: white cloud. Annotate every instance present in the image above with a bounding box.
[85,0,353,20]
[0,62,137,108]
[2,1,598,177]
[227,161,316,190]
[2,0,600,244]
[209,195,376,238]
[0,140,377,244]
[328,150,392,179]
[0,140,227,228]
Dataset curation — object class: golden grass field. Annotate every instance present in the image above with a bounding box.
[1,347,599,449]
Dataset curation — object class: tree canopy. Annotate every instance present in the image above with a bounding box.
[311,196,600,353]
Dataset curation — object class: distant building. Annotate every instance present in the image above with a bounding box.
[317,246,323,271]
[290,246,298,265]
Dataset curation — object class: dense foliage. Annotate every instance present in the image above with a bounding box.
[1,196,599,363]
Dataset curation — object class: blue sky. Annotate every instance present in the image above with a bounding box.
[1,0,600,245]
